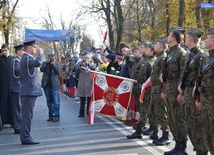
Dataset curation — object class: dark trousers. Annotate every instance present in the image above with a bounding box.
[10,93,21,131]
[79,97,91,116]
[20,96,36,142]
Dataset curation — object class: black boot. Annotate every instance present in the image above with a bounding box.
[142,126,154,136]
[196,151,208,155]
[173,139,188,155]
[155,131,171,146]
[133,124,147,130]
[150,128,158,140]
[164,140,179,155]
[127,125,142,139]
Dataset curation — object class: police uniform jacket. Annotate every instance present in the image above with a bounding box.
[10,56,21,93]
[20,52,45,96]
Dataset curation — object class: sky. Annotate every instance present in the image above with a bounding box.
[16,0,106,45]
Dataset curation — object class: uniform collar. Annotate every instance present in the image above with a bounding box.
[156,50,165,56]
[169,44,180,52]
[189,46,200,55]
[208,49,214,58]
[24,51,33,58]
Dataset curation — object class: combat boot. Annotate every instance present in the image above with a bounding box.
[150,128,158,140]
[164,140,179,155]
[127,125,142,139]
[196,151,208,155]
[155,131,171,146]
[142,126,154,136]
[173,139,188,155]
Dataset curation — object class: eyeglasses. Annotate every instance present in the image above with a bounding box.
[1,50,8,52]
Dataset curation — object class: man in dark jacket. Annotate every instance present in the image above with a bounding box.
[0,44,14,131]
[40,53,61,122]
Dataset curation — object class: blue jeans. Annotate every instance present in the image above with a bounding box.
[43,85,60,118]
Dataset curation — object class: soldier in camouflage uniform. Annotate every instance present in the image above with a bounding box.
[125,45,144,138]
[127,43,156,139]
[199,28,214,155]
[150,37,171,146]
[139,41,156,135]
[161,27,188,155]
[178,28,208,155]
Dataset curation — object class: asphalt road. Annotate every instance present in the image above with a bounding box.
[0,93,207,155]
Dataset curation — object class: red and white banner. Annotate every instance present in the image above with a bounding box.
[88,71,135,124]
[139,77,152,103]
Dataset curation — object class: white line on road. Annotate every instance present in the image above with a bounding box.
[98,115,169,155]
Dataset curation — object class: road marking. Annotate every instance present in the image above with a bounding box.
[97,115,170,155]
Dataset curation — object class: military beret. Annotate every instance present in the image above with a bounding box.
[132,45,140,51]
[23,40,36,47]
[14,44,24,51]
[147,43,154,51]
[139,40,151,47]
[169,26,186,34]
[187,28,204,38]
[207,28,214,35]
[156,37,168,43]
[119,42,131,52]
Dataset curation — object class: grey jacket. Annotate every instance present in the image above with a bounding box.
[10,56,21,93]
[76,61,96,97]
[20,52,45,96]
[40,61,60,90]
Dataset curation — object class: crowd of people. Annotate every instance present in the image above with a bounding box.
[0,26,214,155]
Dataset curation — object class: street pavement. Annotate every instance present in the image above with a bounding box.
[0,93,207,155]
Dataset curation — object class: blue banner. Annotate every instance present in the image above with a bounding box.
[25,28,75,42]
[201,3,214,8]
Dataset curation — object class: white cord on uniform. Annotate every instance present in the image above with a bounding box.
[12,58,20,78]
[27,55,36,77]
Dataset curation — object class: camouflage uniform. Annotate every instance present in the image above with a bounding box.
[126,56,143,113]
[165,44,187,141]
[151,50,169,132]
[201,49,214,155]
[137,56,156,128]
[181,29,208,154]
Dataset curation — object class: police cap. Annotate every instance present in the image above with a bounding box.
[14,44,24,51]
[23,40,36,47]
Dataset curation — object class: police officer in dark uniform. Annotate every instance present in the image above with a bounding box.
[10,44,24,134]
[20,40,45,145]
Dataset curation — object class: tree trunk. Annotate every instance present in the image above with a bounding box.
[115,0,124,50]
[194,1,201,28]
[178,0,184,27]
[103,0,115,50]
[166,0,170,36]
